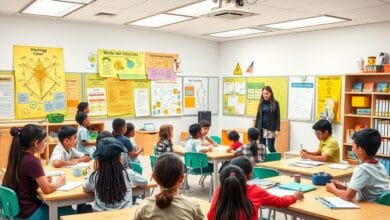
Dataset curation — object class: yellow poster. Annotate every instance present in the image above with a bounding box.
[65,73,82,118]
[133,80,151,117]
[85,74,107,116]
[145,53,178,80]
[223,77,246,115]
[245,77,288,119]
[14,45,66,119]
[106,78,134,117]
[97,49,146,79]
[316,76,342,123]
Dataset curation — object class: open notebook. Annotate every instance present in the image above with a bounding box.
[57,182,82,191]
[316,196,360,209]
[279,182,316,192]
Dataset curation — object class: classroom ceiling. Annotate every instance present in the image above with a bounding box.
[1,0,390,41]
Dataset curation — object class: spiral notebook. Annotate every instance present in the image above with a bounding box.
[316,196,359,209]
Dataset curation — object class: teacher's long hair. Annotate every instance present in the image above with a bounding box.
[258,85,276,112]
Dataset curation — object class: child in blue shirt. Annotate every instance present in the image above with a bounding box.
[124,122,143,163]
[326,129,388,201]
[75,112,95,158]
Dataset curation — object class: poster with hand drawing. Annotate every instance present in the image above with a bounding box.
[151,78,182,117]
[183,77,208,115]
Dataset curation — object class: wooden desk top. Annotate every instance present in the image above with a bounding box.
[60,198,211,220]
[174,145,235,160]
[256,158,355,179]
[38,165,157,202]
[267,176,389,220]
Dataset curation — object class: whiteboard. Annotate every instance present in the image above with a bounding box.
[208,77,219,114]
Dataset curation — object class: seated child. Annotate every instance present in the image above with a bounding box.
[135,153,204,220]
[124,122,144,163]
[96,130,113,144]
[227,130,243,152]
[185,123,212,153]
[49,126,90,168]
[112,118,137,168]
[326,129,388,201]
[199,120,218,147]
[156,124,174,155]
[75,112,96,157]
[77,102,90,114]
[301,119,340,162]
[83,137,147,211]
[236,127,266,163]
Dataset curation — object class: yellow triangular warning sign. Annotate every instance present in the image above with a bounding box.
[233,63,242,75]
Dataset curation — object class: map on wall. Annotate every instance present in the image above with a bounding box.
[151,78,182,117]
[14,45,67,119]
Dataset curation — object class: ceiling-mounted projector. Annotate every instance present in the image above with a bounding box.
[206,0,257,20]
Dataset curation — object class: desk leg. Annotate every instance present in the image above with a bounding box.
[48,201,58,220]
[213,160,219,193]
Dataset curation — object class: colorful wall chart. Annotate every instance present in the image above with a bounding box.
[106,78,134,117]
[151,78,182,117]
[133,80,151,117]
[85,74,107,116]
[316,76,342,123]
[223,77,246,115]
[97,49,146,79]
[0,73,15,119]
[65,73,82,118]
[288,76,315,121]
[146,53,177,80]
[14,45,67,119]
[183,77,208,115]
[245,77,288,119]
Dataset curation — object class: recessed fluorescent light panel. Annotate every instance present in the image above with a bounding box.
[21,0,84,17]
[263,15,349,29]
[169,0,218,17]
[209,28,266,38]
[129,14,192,28]
[54,0,94,3]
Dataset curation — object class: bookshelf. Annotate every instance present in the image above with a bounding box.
[343,73,390,164]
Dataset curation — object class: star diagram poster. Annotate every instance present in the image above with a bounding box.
[14,45,67,119]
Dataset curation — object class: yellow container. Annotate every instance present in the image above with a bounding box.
[367,56,376,65]
[351,96,370,107]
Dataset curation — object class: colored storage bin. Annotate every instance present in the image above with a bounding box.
[351,96,370,107]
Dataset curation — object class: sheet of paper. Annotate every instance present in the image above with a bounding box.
[267,188,296,197]
[224,82,234,94]
[228,95,238,105]
[65,162,91,169]
[57,182,82,191]
[134,88,150,116]
[234,82,246,94]
[328,164,350,170]
[45,171,65,176]
[0,75,14,119]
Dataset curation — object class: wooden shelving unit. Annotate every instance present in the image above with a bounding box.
[343,73,390,164]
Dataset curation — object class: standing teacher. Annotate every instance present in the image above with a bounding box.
[254,86,280,153]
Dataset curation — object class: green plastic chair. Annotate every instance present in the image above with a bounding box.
[253,167,279,179]
[0,185,20,219]
[149,155,156,180]
[264,152,282,162]
[183,152,214,201]
[210,136,221,144]
[377,191,390,206]
[131,162,143,175]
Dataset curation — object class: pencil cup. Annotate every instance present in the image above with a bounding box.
[293,174,301,183]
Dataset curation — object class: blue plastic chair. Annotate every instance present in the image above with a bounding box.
[264,152,282,162]
[0,185,20,219]
[183,152,213,201]
[131,162,143,175]
[210,136,221,144]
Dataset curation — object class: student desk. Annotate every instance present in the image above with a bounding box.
[173,145,235,193]
[256,158,355,183]
[39,165,157,220]
[264,175,389,220]
[60,198,211,220]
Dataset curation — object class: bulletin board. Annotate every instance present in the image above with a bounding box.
[245,77,288,119]
[223,77,246,115]
[151,77,183,117]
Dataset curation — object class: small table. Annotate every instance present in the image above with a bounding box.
[174,145,235,193]
[264,175,390,220]
[39,165,157,220]
[256,158,355,183]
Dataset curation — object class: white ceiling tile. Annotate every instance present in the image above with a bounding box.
[330,4,390,23]
[130,0,199,13]
[0,0,32,14]
[299,0,386,14]
[93,0,145,9]
[260,0,329,11]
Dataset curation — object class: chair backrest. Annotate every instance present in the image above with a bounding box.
[377,191,390,206]
[253,167,279,179]
[131,162,143,175]
[0,185,20,218]
[210,136,221,144]
[150,155,157,171]
[264,152,282,162]
[153,144,157,156]
[184,152,209,169]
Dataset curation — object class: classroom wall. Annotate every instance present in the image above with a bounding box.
[218,21,390,152]
[0,15,220,142]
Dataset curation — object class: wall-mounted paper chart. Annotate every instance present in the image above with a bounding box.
[183,77,208,115]
[151,78,182,117]
[288,76,315,121]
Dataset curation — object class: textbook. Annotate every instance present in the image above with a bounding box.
[316,196,359,209]
[376,82,389,92]
[351,82,363,92]
[279,182,316,192]
[363,82,374,92]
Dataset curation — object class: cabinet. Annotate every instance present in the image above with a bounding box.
[135,130,159,155]
[343,73,390,164]
[0,128,12,169]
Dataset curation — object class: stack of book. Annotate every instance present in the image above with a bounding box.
[374,119,390,156]
[351,82,388,92]
[375,99,390,116]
